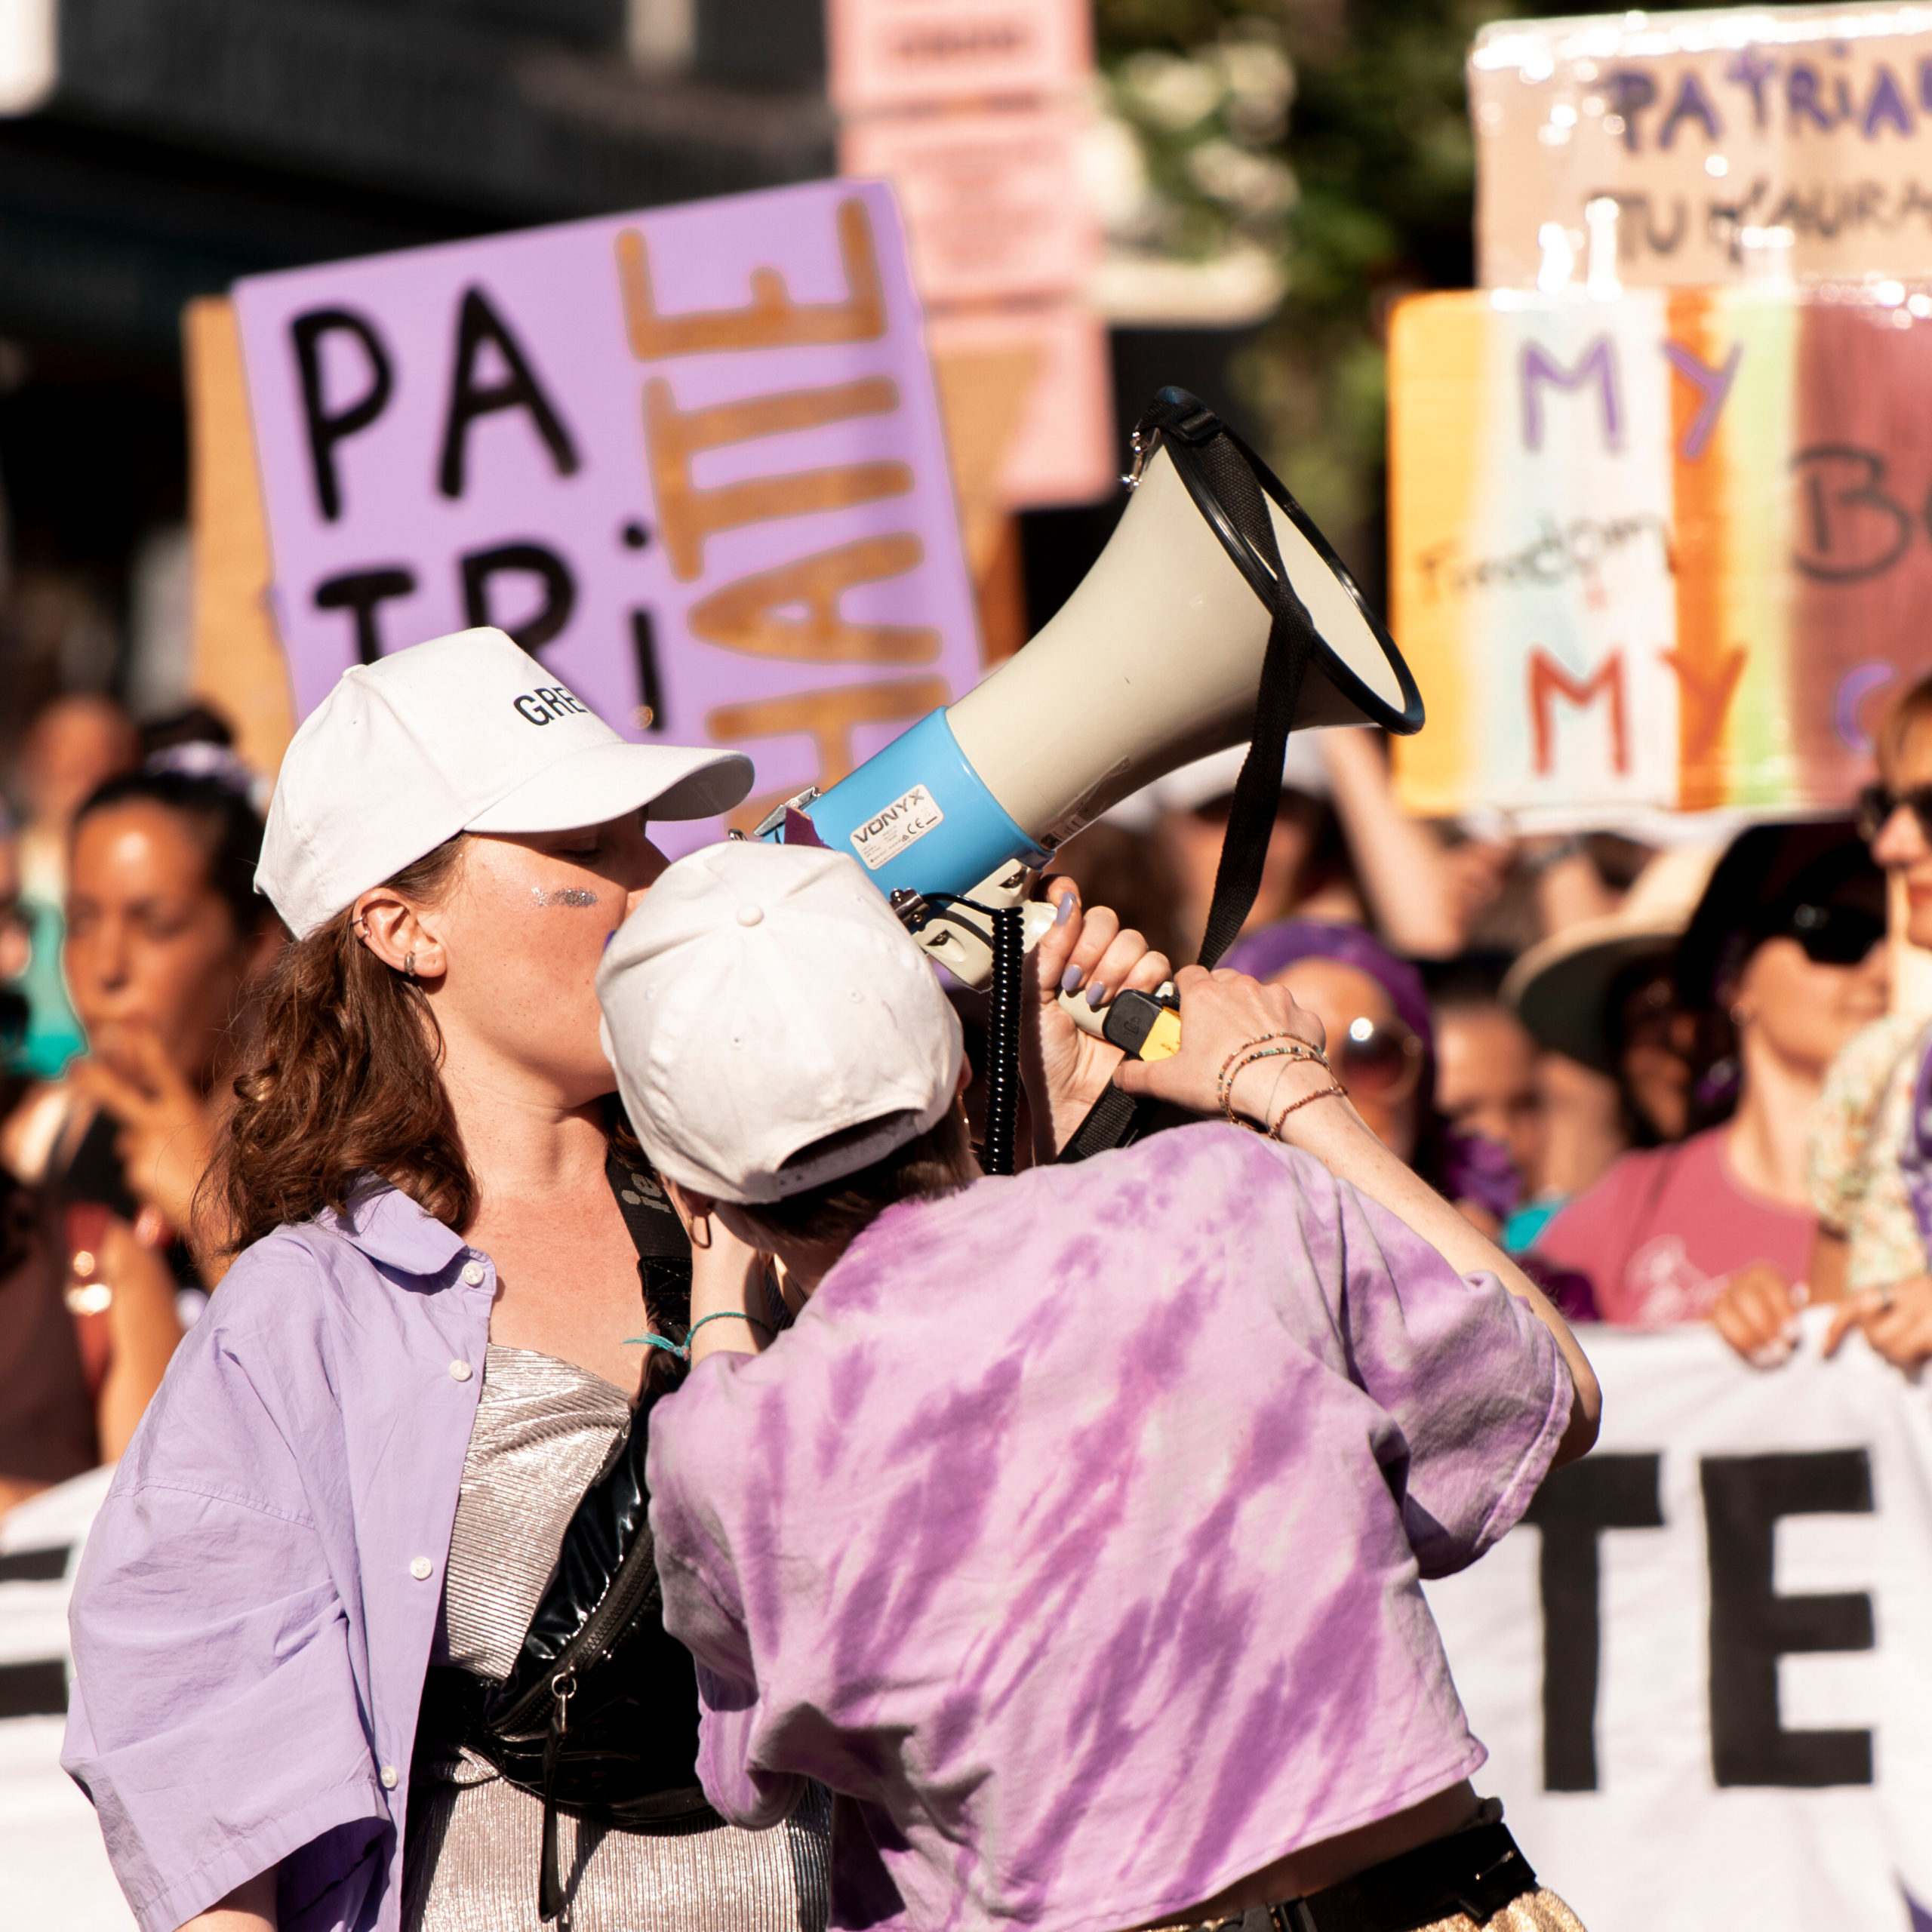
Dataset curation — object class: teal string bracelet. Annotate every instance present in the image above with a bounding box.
[625,1333,691,1359]
[688,1310,775,1349]
[624,1311,777,1363]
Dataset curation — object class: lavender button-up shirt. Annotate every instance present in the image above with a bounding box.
[63,1184,494,1932]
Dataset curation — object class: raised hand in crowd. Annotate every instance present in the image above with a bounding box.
[1824,1275,1932,1371]
[1708,1261,1808,1369]
[66,1017,220,1255]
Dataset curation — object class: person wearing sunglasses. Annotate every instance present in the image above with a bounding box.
[1217,921,1534,1243]
[1532,822,1886,1335]
[1760,673,1932,1374]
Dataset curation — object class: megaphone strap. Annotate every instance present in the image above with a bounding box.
[1133,389,1322,973]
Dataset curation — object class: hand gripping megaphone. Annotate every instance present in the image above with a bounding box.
[752,388,1424,1164]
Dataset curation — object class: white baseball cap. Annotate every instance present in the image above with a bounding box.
[257,628,753,938]
[598,841,964,1205]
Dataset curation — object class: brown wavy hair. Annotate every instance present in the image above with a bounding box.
[211,838,475,1252]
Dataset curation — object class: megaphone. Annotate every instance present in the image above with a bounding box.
[755,388,1423,989]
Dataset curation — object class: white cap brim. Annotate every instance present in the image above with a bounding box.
[466,740,753,833]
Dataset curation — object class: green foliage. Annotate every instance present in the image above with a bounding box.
[1094,0,1523,553]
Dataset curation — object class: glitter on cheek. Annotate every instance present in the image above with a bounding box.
[530,887,601,908]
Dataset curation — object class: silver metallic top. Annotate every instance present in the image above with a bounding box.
[404,1345,830,1932]
[437,1344,630,1679]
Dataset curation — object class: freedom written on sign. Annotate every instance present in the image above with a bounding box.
[1425,1317,1932,1932]
[229,178,980,851]
[1388,282,1932,825]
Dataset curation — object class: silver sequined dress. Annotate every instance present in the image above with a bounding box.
[401,1344,831,1932]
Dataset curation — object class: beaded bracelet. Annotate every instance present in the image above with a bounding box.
[1216,1032,1297,1112]
[1269,1081,1349,1139]
[1221,1044,1326,1128]
[1221,1041,1332,1126]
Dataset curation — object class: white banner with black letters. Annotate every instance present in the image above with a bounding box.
[1427,1315,1932,1932]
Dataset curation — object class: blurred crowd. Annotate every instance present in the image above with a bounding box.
[2,672,1929,1521]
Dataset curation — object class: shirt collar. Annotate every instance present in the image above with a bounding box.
[321,1177,471,1277]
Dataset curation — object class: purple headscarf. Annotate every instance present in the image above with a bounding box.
[1221,919,1435,1063]
[1220,918,1521,1220]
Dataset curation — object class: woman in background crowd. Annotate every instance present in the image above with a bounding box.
[1534,823,1886,1331]
[1721,674,1932,1372]
[0,739,183,1515]
[1219,921,1539,1242]
[11,693,138,1078]
[2,746,280,1298]
[1500,847,1720,1249]
[1427,961,1548,1244]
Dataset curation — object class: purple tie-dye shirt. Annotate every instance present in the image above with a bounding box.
[647,1124,1571,1932]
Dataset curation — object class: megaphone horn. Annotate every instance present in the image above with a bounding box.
[755,387,1426,1168]
[761,388,1420,915]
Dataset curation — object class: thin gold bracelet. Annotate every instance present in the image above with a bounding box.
[1222,1041,1330,1125]
[1222,1044,1324,1126]
[1269,1081,1349,1140]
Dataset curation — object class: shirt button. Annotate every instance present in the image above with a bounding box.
[461,1261,486,1287]
[448,1359,472,1382]
[380,1764,399,1790]
[410,1556,434,1580]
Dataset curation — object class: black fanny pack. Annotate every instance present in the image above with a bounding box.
[414,1147,719,1924]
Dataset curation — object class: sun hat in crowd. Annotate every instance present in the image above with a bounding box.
[1502,844,1721,1072]
[597,841,963,1205]
[257,628,752,938]
[1674,819,1884,1015]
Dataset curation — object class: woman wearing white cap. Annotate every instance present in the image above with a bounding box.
[599,839,1601,1932]
[60,626,1171,1932]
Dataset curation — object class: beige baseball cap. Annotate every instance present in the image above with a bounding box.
[257,628,752,938]
[597,841,964,1204]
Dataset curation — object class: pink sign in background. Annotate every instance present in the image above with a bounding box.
[232,178,981,855]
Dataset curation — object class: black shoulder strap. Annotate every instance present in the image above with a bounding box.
[605,1143,692,1336]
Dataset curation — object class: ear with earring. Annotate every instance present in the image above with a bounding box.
[688,1212,712,1251]
[1729,999,1754,1029]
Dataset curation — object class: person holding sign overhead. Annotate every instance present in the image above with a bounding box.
[60,626,1171,1932]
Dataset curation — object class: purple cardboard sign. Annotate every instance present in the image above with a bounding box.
[232,178,980,854]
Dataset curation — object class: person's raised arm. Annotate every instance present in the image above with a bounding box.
[1318,728,1467,961]
[1116,964,1601,1463]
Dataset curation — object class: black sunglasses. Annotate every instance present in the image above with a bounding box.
[1784,900,1885,966]
[1856,782,1932,844]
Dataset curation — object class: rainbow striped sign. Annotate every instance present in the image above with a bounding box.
[1389,285,1932,823]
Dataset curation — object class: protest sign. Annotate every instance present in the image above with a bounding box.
[828,0,1094,115]
[0,1468,130,1931]
[226,179,981,844]
[830,0,1113,545]
[1387,281,1932,823]
[1427,1318,1932,1931]
[1473,2,1932,291]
